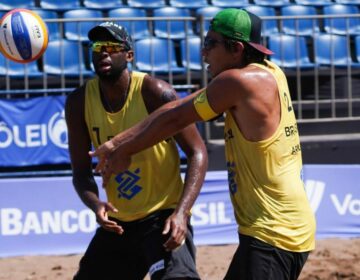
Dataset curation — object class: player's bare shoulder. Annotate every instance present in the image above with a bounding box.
[65,85,86,119]
[141,74,178,113]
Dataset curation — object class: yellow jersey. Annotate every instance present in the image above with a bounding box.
[224,61,316,252]
[84,71,183,221]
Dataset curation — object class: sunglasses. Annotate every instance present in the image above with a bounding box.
[203,37,226,51]
[91,41,126,53]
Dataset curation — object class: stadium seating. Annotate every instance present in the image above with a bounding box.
[210,0,249,7]
[39,0,81,11]
[323,4,360,35]
[195,6,222,35]
[0,0,36,10]
[313,34,359,67]
[127,0,166,8]
[280,5,320,36]
[83,0,125,10]
[252,0,291,7]
[108,8,151,39]
[63,9,103,41]
[268,34,315,69]
[33,10,62,41]
[334,0,360,4]
[293,0,333,6]
[245,6,279,36]
[43,40,93,77]
[134,38,185,73]
[0,56,42,78]
[356,36,360,63]
[180,36,202,70]
[169,0,209,8]
[153,7,194,39]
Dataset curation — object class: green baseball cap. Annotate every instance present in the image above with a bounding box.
[210,8,273,55]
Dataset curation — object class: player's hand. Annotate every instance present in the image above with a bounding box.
[89,140,115,174]
[162,211,188,251]
[89,142,131,188]
[94,201,123,235]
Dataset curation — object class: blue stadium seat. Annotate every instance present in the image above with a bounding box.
[43,40,93,77]
[83,0,125,9]
[108,8,151,39]
[0,0,36,10]
[210,0,249,7]
[268,35,314,69]
[180,36,202,70]
[153,7,194,39]
[63,9,103,41]
[39,0,81,11]
[0,56,42,78]
[134,38,185,73]
[252,0,291,7]
[127,0,166,8]
[323,4,360,35]
[169,0,209,8]
[293,0,333,6]
[356,36,360,63]
[195,6,222,35]
[245,6,279,36]
[33,10,62,41]
[280,5,320,36]
[334,0,360,4]
[313,34,359,67]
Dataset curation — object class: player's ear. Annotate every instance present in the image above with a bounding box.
[126,50,134,62]
[233,41,245,54]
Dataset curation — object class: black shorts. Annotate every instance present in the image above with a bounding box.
[224,234,310,280]
[73,209,200,280]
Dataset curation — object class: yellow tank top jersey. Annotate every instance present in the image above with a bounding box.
[84,71,183,222]
[224,60,316,252]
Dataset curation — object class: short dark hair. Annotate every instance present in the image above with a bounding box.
[222,37,265,65]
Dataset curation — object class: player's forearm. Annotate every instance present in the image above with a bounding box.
[111,100,192,156]
[175,150,208,216]
[73,175,101,212]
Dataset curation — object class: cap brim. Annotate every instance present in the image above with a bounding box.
[248,42,274,55]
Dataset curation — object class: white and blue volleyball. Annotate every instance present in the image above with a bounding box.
[0,9,48,63]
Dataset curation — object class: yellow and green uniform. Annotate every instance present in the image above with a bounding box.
[194,60,316,252]
[85,71,183,222]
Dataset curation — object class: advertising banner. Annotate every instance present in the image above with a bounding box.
[0,166,359,257]
[0,96,68,166]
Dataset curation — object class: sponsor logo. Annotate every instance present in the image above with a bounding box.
[331,194,360,216]
[227,162,237,195]
[149,260,164,276]
[115,168,142,200]
[0,208,96,236]
[0,110,68,149]
[48,110,68,149]
[191,202,233,226]
[304,180,325,213]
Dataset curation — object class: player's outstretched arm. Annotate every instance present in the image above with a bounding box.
[65,87,123,234]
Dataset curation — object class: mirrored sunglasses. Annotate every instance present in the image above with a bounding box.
[91,41,126,53]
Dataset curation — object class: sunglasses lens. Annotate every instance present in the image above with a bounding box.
[91,42,125,53]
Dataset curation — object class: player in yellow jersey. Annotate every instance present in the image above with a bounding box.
[65,22,207,280]
[90,9,317,280]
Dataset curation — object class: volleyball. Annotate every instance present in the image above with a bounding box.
[0,8,48,63]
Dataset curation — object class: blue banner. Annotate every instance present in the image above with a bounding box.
[0,96,68,166]
[0,166,359,257]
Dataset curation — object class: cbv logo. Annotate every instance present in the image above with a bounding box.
[304,180,325,213]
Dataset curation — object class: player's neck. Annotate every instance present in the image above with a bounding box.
[100,71,131,113]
